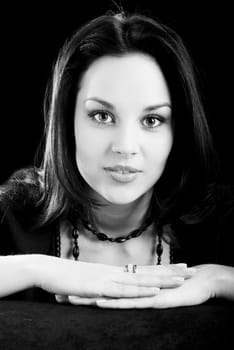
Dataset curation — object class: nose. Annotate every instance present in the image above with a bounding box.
[111,125,138,156]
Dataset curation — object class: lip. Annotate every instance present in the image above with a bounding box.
[104,165,142,173]
[104,169,140,183]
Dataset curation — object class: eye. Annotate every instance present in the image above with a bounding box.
[143,115,163,129]
[88,110,113,124]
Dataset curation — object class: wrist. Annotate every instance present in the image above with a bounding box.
[0,254,44,297]
[213,265,234,300]
[27,254,62,289]
[25,254,48,288]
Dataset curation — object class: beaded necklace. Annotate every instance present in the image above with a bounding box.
[56,219,173,264]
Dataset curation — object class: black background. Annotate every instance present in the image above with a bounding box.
[1,0,233,185]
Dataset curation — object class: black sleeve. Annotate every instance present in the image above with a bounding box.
[215,201,234,266]
[0,206,14,255]
[173,184,234,267]
[0,203,56,256]
[0,201,56,302]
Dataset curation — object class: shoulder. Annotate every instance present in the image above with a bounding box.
[0,168,56,259]
[173,182,234,265]
[182,182,234,227]
[0,167,43,225]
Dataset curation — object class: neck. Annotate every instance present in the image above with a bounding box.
[91,189,154,238]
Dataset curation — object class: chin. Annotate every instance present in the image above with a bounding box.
[102,192,143,205]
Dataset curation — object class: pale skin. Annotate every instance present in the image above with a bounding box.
[56,53,234,308]
[0,53,234,307]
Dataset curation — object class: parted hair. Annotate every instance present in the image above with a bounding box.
[0,10,219,228]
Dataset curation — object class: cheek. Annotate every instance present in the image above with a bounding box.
[75,124,105,168]
[76,133,92,164]
[148,131,173,161]
[145,131,173,178]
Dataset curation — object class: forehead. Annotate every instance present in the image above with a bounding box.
[78,53,171,106]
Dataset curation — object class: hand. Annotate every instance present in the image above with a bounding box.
[34,255,160,299]
[55,263,196,306]
[93,264,223,309]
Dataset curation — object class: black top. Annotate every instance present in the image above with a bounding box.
[0,179,234,302]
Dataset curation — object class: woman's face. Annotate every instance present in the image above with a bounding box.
[74,53,173,204]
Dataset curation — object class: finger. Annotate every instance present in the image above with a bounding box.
[183,268,197,279]
[137,263,186,273]
[96,296,157,309]
[98,285,202,309]
[55,294,69,303]
[68,296,97,306]
[137,263,194,275]
[104,282,160,298]
[100,263,189,274]
[147,287,198,308]
[113,273,185,288]
[96,289,187,309]
[138,264,196,278]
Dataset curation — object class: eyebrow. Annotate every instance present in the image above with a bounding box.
[84,97,172,111]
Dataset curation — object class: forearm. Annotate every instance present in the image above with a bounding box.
[214,265,234,301]
[0,254,39,298]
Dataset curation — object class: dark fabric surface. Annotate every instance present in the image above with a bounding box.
[0,300,233,350]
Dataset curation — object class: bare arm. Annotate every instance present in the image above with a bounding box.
[0,255,36,297]
[0,254,193,301]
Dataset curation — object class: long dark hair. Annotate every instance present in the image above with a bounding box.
[2,10,219,227]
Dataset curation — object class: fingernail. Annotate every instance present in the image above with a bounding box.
[176,263,187,267]
[97,299,108,303]
[187,268,197,273]
[172,277,185,282]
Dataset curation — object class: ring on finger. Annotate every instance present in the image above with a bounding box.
[124,263,137,273]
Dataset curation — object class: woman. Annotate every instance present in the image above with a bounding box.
[0,10,233,309]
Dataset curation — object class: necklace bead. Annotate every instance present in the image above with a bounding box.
[56,219,173,264]
[82,218,153,243]
[72,228,80,260]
